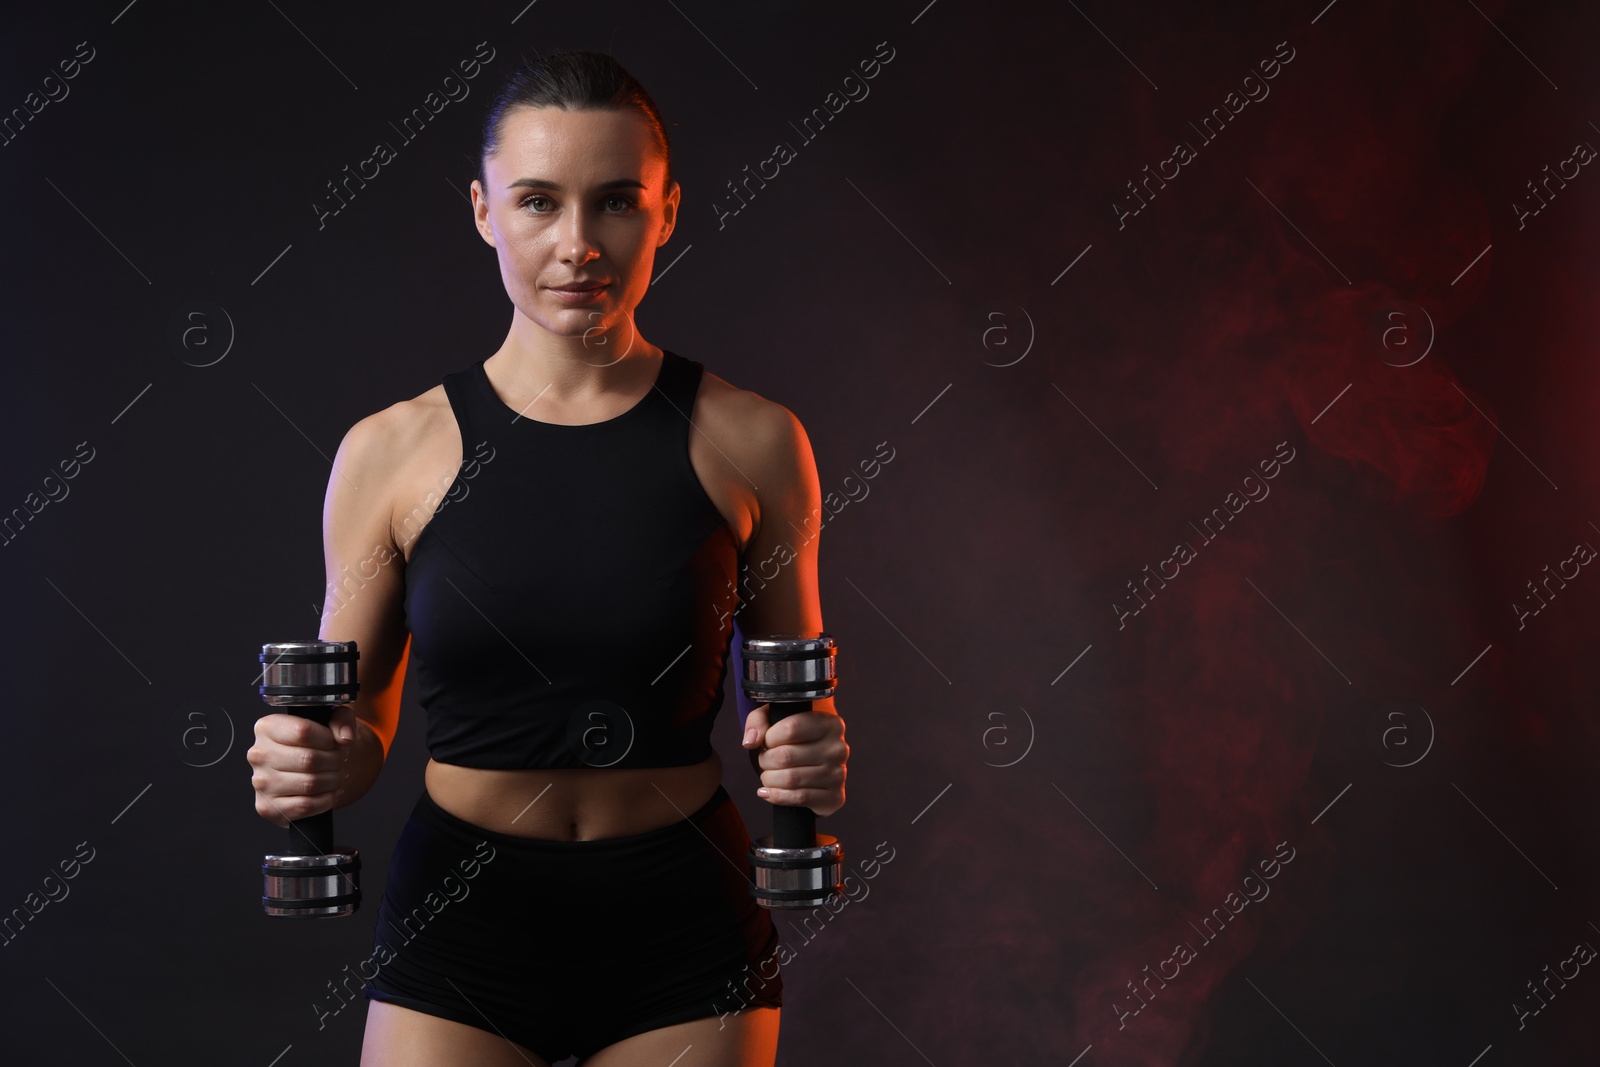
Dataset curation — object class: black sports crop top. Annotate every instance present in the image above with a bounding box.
[402,350,742,769]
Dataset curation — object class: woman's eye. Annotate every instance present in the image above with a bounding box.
[520,195,637,214]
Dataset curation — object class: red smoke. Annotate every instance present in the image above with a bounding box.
[1063,3,1506,1062]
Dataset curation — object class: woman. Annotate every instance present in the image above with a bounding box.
[247,51,849,1067]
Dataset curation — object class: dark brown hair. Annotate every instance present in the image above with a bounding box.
[476,50,673,194]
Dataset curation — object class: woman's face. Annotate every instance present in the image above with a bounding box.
[472,105,678,358]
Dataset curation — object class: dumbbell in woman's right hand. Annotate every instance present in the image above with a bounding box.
[247,705,358,828]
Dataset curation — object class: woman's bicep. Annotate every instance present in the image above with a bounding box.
[315,414,410,759]
[735,403,825,640]
[734,403,842,719]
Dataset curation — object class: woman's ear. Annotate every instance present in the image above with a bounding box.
[471,181,497,247]
[657,179,681,246]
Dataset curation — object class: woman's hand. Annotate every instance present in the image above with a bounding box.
[247,706,359,828]
[741,704,849,818]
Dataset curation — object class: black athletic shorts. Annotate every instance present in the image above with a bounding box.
[362,782,782,1062]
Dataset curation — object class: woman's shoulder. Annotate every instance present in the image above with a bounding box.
[335,380,456,494]
[345,378,450,449]
[695,363,813,475]
[329,379,463,559]
[696,364,801,435]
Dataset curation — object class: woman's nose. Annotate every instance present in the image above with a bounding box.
[560,208,600,261]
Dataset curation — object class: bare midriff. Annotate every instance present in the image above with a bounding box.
[423,751,725,840]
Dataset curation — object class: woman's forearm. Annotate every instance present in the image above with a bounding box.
[333,717,386,807]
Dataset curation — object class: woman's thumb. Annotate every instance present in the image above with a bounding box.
[331,706,357,744]
[742,704,769,747]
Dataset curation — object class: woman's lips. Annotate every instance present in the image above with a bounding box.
[547,283,608,304]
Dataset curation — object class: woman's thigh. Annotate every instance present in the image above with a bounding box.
[578,1006,780,1067]
[361,999,554,1067]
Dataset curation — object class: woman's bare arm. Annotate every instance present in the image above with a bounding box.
[728,399,849,817]
[316,409,413,806]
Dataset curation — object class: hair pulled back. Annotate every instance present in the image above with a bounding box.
[476,50,672,194]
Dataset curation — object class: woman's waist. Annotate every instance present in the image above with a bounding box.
[422,751,724,842]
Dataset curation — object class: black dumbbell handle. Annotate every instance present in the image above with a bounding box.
[284,706,335,854]
[767,698,817,849]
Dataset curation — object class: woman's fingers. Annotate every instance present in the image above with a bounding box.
[751,709,849,816]
[255,785,341,827]
[270,768,343,797]
[755,781,846,817]
[759,709,841,747]
[248,712,351,827]
[758,758,846,789]
[757,756,846,816]
[756,737,835,768]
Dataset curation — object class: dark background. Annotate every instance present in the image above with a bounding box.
[3,0,1599,1064]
